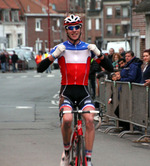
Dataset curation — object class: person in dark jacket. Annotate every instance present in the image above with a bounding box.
[11,51,19,72]
[89,58,101,99]
[108,48,115,63]
[0,51,6,73]
[141,49,150,84]
[119,47,126,59]
[120,51,143,83]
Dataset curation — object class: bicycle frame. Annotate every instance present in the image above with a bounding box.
[60,109,100,166]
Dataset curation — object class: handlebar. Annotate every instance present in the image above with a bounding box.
[62,110,100,114]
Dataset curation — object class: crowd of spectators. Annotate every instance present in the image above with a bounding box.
[99,47,150,85]
[89,47,150,131]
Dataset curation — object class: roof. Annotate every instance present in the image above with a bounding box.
[0,0,20,9]
[15,0,57,14]
[40,0,69,12]
[134,0,150,13]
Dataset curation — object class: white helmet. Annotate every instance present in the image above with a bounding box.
[64,14,83,28]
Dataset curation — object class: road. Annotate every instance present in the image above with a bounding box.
[0,70,150,166]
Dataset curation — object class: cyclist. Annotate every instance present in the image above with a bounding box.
[37,14,113,166]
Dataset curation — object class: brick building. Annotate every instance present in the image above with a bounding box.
[133,0,150,55]
[86,0,102,49]
[15,0,65,53]
[131,0,146,57]
[102,0,130,50]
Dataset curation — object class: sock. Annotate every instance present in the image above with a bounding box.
[64,143,70,156]
[85,150,92,161]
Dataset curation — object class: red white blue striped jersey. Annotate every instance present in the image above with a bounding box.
[50,40,98,85]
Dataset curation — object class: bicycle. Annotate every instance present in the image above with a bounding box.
[59,109,101,166]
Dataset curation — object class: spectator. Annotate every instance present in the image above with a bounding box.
[11,51,19,72]
[115,70,121,81]
[144,79,150,86]
[89,58,101,99]
[108,48,115,63]
[141,49,150,84]
[0,51,6,73]
[43,51,51,73]
[120,51,143,83]
[119,47,126,59]
[96,67,113,80]
[112,53,121,70]
[118,58,126,69]
[35,51,43,65]
[4,50,9,72]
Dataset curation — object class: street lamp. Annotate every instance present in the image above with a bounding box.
[47,0,51,52]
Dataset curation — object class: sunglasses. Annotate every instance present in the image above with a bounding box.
[66,25,81,30]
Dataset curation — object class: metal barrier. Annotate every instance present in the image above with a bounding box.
[96,79,150,140]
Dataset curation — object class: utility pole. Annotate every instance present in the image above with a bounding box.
[47,0,51,52]
[130,0,133,50]
[66,0,69,15]
[85,0,88,42]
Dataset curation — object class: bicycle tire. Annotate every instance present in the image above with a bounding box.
[76,136,87,166]
[70,134,77,166]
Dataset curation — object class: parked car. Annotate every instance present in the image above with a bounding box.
[15,49,36,69]
[6,48,28,71]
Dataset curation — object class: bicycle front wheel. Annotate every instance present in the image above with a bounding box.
[75,136,87,166]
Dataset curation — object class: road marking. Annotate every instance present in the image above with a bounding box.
[34,75,41,78]
[21,76,27,78]
[49,106,58,109]
[16,106,33,109]
[6,76,13,79]
[51,100,59,105]
[141,143,149,146]
[47,74,54,77]
[53,94,59,99]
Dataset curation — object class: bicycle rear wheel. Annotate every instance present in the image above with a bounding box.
[70,134,77,166]
[75,136,87,166]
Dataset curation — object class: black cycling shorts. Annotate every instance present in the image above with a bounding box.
[59,85,95,111]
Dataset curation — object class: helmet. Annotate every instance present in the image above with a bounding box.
[64,14,83,28]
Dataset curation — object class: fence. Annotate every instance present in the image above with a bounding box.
[95,78,150,140]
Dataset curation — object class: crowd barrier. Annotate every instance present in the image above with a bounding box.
[95,78,150,140]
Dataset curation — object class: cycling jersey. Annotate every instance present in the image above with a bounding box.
[50,41,98,86]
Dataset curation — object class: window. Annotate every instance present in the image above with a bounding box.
[0,11,2,21]
[96,0,101,10]
[11,10,19,22]
[122,7,129,18]
[95,19,100,30]
[115,7,121,18]
[88,19,92,30]
[87,37,91,43]
[107,7,112,18]
[107,25,113,35]
[122,24,130,34]
[52,4,56,10]
[87,2,90,10]
[52,19,60,30]
[6,34,11,48]
[35,19,43,31]
[115,25,121,35]
[18,34,22,46]
[3,10,10,22]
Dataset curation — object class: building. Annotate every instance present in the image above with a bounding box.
[102,0,130,51]
[133,0,150,55]
[129,0,146,57]
[0,0,25,49]
[86,0,102,49]
[15,0,65,53]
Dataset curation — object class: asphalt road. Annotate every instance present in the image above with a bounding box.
[0,70,150,166]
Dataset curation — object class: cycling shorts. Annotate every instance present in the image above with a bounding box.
[59,85,95,111]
